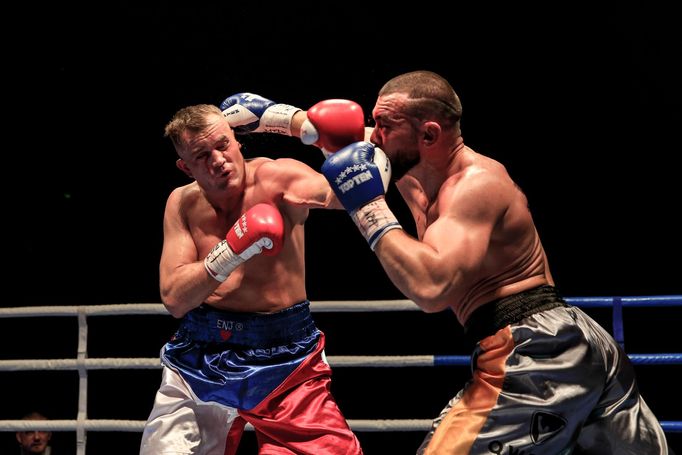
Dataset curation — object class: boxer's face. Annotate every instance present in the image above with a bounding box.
[175,114,245,193]
[371,93,420,180]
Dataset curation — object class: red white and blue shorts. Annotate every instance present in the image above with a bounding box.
[140,302,362,455]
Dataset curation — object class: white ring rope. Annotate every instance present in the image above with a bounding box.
[0,358,160,371]
[0,301,418,317]
[0,355,437,371]
[1,295,680,318]
[0,418,432,432]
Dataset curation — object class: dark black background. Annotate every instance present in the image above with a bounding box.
[3,2,681,453]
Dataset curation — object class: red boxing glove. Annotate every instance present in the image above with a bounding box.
[300,99,365,157]
[226,203,284,257]
[204,203,284,282]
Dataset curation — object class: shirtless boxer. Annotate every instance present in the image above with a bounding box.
[320,71,670,454]
[140,99,366,454]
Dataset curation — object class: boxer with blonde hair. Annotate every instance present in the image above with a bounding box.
[140,97,366,455]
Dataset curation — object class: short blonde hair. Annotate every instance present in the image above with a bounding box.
[164,104,224,148]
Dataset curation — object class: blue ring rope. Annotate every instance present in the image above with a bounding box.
[661,421,682,433]
[566,295,682,307]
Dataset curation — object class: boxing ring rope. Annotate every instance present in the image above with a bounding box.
[1,296,681,454]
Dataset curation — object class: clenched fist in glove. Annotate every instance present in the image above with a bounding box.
[204,203,284,282]
[321,141,402,250]
[300,99,365,157]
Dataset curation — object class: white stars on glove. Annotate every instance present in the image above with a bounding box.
[335,164,368,185]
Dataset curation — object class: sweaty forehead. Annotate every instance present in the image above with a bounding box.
[372,93,410,119]
[180,116,231,150]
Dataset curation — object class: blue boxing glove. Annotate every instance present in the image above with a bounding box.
[322,141,402,250]
[220,93,300,136]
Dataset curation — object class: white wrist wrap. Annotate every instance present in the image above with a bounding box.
[239,238,273,261]
[204,239,244,282]
[351,199,402,251]
[262,104,300,136]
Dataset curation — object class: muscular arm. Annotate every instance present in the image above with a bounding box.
[374,173,506,312]
[159,189,220,318]
[256,158,343,210]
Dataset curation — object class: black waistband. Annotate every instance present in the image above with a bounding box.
[464,285,567,341]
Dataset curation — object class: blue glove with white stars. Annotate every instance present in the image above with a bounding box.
[321,141,402,250]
